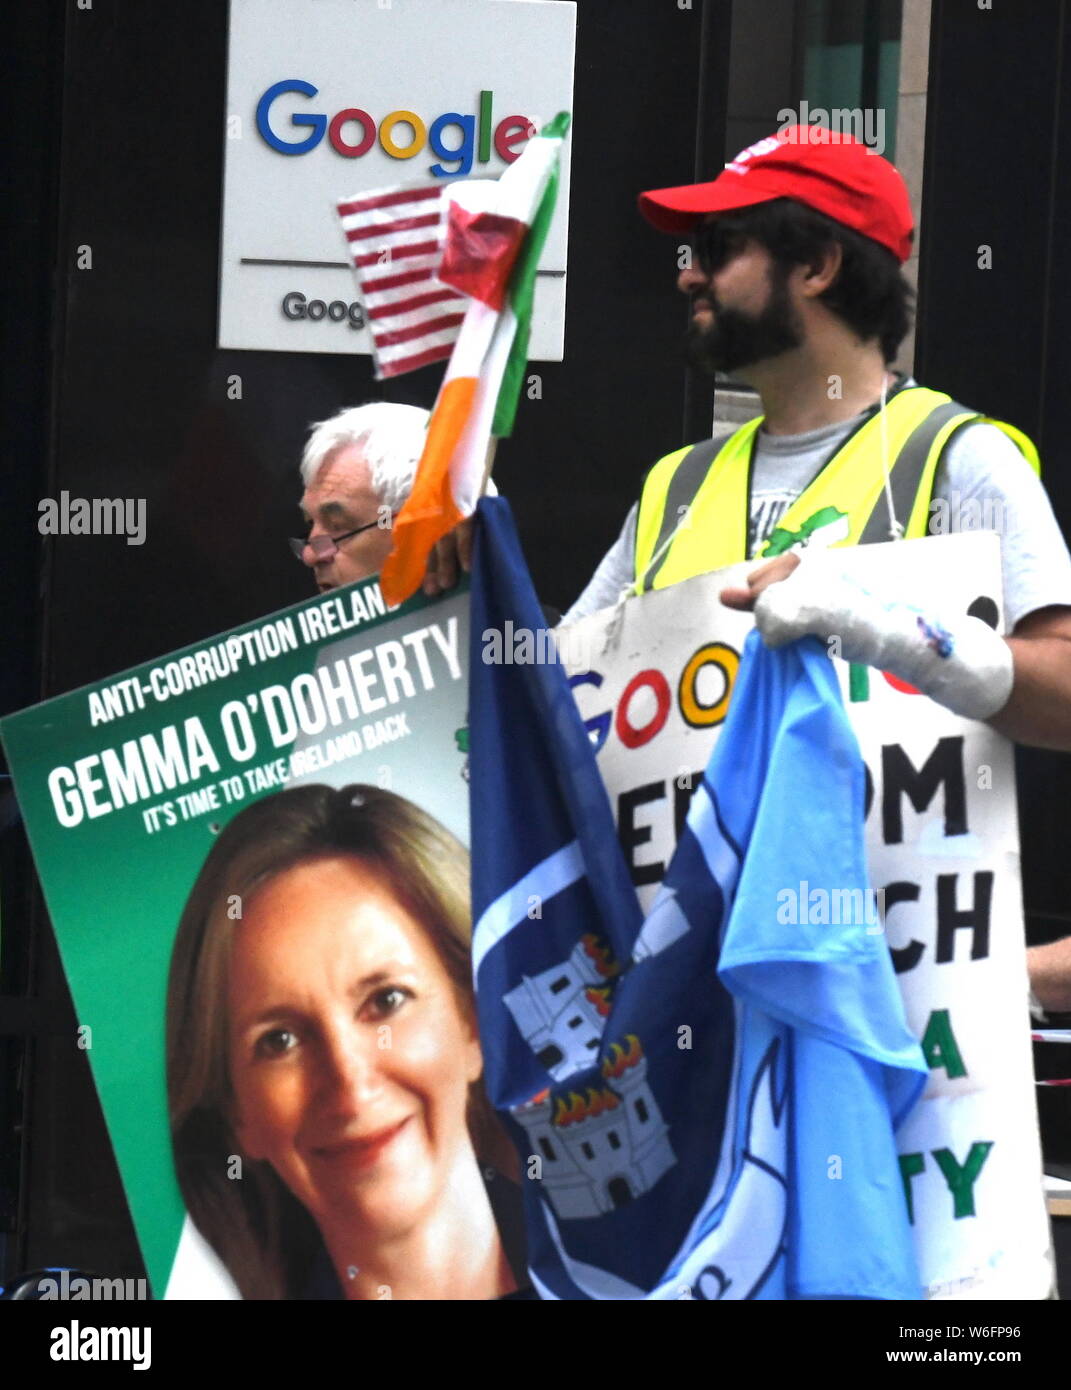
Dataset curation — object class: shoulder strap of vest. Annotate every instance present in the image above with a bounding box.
[981,417,1041,474]
[857,401,1042,543]
[856,399,976,544]
[636,421,760,594]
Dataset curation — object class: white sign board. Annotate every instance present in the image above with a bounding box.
[219,0,576,356]
[559,533,1053,1300]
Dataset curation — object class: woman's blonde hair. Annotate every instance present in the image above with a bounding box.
[166,783,507,1299]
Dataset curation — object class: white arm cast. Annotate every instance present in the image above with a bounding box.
[753,552,1014,722]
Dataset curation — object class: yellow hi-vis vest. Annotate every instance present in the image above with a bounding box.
[633,385,1041,593]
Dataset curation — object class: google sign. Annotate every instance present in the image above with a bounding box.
[256,82,537,178]
[221,0,574,356]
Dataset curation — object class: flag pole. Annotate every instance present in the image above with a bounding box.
[480,437,499,497]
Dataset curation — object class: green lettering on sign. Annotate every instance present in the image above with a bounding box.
[921,1007,967,1079]
[898,1151,926,1224]
[932,1141,994,1219]
[849,663,869,702]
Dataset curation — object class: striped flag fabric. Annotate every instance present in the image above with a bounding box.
[337,183,468,378]
[378,112,570,607]
[436,178,530,311]
[469,495,927,1299]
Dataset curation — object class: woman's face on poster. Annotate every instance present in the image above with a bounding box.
[226,855,483,1241]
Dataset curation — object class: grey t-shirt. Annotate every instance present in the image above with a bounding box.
[563,404,1071,631]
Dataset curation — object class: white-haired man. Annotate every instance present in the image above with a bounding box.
[294,401,429,593]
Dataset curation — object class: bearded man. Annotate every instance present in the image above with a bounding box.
[549,129,1071,752]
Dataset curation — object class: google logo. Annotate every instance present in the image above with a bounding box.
[570,642,741,755]
[256,82,537,178]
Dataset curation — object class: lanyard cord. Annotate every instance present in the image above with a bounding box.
[878,372,904,541]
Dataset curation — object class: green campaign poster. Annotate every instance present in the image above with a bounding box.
[1,577,478,1299]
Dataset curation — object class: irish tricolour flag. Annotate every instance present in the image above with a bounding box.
[379,112,570,607]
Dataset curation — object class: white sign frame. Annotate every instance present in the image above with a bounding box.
[219,0,576,358]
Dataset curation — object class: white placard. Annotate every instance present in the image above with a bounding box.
[219,0,576,356]
[559,532,1054,1300]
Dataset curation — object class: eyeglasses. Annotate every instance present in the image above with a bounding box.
[288,519,380,562]
[693,220,748,275]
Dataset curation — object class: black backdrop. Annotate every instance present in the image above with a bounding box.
[917,0,1071,955]
[4,0,1071,1285]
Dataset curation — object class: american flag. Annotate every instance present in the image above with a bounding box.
[337,183,467,378]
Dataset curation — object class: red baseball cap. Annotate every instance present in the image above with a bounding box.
[638,127,914,263]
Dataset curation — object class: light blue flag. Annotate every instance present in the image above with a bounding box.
[470,496,927,1299]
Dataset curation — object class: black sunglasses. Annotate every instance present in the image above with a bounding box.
[693,220,750,274]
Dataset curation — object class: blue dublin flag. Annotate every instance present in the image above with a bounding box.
[469,496,927,1300]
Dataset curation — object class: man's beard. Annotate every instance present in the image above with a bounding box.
[685,264,804,375]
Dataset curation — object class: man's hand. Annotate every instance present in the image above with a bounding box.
[718,548,1071,751]
[724,547,1016,723]
[423,518,475,597]
[1027,935,1071,1014]
[720,553,801,611]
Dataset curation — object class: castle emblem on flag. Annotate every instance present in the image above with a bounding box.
[512,1036,676,1222]
[503,933,621,1081]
